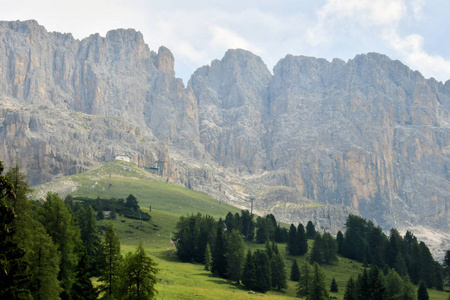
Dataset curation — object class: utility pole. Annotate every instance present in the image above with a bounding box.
[249,196,254,215]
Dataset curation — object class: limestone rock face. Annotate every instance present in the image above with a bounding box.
[0,21,448,249]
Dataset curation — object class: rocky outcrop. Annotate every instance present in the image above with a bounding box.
[0,21,448,246]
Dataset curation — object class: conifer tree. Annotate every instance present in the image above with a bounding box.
[40,192,82,299]
[343,277,357,300]
[290,259,300,281]
[330,277,338,292]
[79,205,102,275]
[28,223,61,300]
[322,232,338,264]
[225,230,245,284]
[309,262,328,300]
[297,262,311,298]
[211,224,227,278]
[99,223,122,300]
[253,250,271,293]
[417,281,429,300]
[118,242,158,300]
[271,251,287,290]
[296,223,308,255]
[71,249,98,300]
[310,232,324,264]
[204,243,212,271]
[306,220,316,239]
[357,269,370,300]
[336,231,344,254]
[287,224,297,255]
[368,265,386,300]
[242,250,256,290]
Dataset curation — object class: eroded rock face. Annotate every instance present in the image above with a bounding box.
[0,21,448,245]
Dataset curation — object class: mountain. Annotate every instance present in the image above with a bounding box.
[0,20,448,257]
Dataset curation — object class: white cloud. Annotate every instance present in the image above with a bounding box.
[210,26,251,50]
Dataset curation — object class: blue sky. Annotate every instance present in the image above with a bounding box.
[1,0,449,84]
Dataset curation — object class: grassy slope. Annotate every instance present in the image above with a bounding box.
[34,161,449,299]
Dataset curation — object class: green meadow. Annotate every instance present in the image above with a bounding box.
[33,161,450,299]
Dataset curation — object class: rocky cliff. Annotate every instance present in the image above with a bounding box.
[0,21,448,251]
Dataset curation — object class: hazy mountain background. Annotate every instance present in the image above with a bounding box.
[0,20,448,258]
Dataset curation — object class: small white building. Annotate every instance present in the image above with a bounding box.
[115,155,131,162]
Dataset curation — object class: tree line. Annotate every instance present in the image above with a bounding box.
[0,162,158,300]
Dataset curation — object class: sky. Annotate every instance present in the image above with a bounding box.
[1,0,450,84]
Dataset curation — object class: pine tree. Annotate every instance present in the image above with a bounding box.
[40,192,82,299]
[357,269,371,300]
[290,259,300,281]
[99,223,122,300]
[444,250,450,284]
[211,225,227,277]
[28,223,61,300]
[309,262,328,300]
[204,243,212,271]
[343,277,357,300]
[330,277,338,292]
[240,210,255,241]
[287,224,296,254]
[271,252,287,290]
[322,232,338,264]
[310,232,324,264]
[242,250,256,290]
[306,220,316,239]
[225,230,245,284]
[296,223,308,255]
[79,206,102,275]
[336,231,344,254]
[71,249,98,300]
[368,265,386,300]
[297,262,311,298]
[0,163,31,299]
[118,242,158,300]
[417,281,429,300]
[253,250,271,293]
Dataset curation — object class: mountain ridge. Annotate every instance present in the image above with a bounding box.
[0,20,448,258]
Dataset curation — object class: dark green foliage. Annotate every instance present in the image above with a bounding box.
[255,215,276,244]
[330,277,338,292]
[99,223,122,300]
[336,230,344,254]
[118,243,158,300]
[97,209,105,220]
[444,250,450,286]
[253,250,271,293]
[287,223,297,255]
[297,262,311,298]
[341,215,443,289]
[419,241,437,288]
[270,251,287,290]
[40,192,82,298]
[343,277,357,300]
[71,250,98,300]
[204,243,212,271]
[225,230,245,284]
[240,210,255,241]
[110,207,117,220]
[0,163,31,299]
[274,224,288,243]
[290,259,300,281]
[295,223,308,255]
[125,194,139,211]
[306,220,316,239]
[310,232,324,264]
[368,266,386,300]
[242,250,256,290]
[73,196,151,221]
[224,212,234,232]
[385,269,415,300]
[417,281,429,300]
[322,232,338,264]
[310,232,338,264]
[309,262,328,300]
[78,206,102,275]
[28,223,61,300]
[173,213,216,263]
[287,222,308,256]
[211,224,227,277]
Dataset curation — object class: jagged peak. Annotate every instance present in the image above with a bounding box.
[155,46,174,72]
